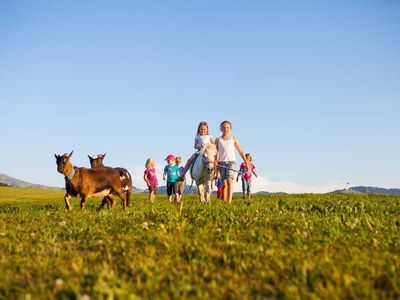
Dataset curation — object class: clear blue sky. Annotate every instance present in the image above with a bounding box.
[1,1,399,193]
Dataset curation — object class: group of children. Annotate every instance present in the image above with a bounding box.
[143,120,258,204]
[143,155,185,203]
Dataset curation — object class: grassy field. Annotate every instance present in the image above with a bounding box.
[0,187,399,299]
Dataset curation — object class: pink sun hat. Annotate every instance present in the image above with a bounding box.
[164,154,175,161]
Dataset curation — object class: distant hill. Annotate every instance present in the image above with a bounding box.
[0,172,144,193]
[255,191,287,195]
[2,173,398,196]
[0,173,59,189]
[332,186,400,195]
[150,187,289,195]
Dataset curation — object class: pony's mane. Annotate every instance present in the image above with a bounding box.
[199,143,217,156]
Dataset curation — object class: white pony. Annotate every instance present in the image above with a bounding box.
[190,143,218,202]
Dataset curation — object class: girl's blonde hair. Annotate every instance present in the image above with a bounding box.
[220,120,232,130]
[145,158,155,168]
[175,156,182,164]
[245,153,253,162]
[196,121,209,135]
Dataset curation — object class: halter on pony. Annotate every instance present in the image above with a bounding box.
[202,153,217,174]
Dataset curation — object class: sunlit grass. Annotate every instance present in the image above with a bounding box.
[0,187,399,299]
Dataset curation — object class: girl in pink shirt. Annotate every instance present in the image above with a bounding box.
[236,153,258,200]
[143,158,158,203]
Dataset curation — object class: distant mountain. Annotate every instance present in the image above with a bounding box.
[141,185,199,194]
[0,173,59,189]
[332,186,400,195]
[132,186,145,193]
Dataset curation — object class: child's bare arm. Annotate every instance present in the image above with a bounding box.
[143,174,149,185]
[234,138,250,168]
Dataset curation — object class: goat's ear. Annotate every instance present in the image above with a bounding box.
[69,151,74,157]
[88,155,93,160]
[103,153,106,158]
[54,154,59,160]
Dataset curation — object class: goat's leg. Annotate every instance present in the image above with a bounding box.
[125,190,131,207]
[97,197,108,211]
[97,195,115,211]
[108,195,116,209]
[80,195,88,210]
[116,191,127,210]
[64,194,72,211]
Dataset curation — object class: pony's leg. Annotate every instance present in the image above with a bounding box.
[197,183,201,201]
[198,183,205,202]
[205,181,211,202]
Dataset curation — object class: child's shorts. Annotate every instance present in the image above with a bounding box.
[242,180,251,194]
[219,162,236,180]
[167,182,178,196]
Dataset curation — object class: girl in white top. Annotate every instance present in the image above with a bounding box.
[179,121,214,179]
[215,120,249,204]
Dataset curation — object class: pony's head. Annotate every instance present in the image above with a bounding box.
[200,144,217,174]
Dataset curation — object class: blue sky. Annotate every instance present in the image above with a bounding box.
[1,1,399,193]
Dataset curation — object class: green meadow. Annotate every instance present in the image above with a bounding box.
[0,187,399,299]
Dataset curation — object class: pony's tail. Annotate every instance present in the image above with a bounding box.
[189,180,194,191]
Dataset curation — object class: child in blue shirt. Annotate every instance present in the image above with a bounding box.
[163,154,180,203]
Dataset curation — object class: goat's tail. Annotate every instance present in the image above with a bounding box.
[122,169,132,207]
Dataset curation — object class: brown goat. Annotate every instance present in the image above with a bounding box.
[55,151,130,210]
[88,153,133,210]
